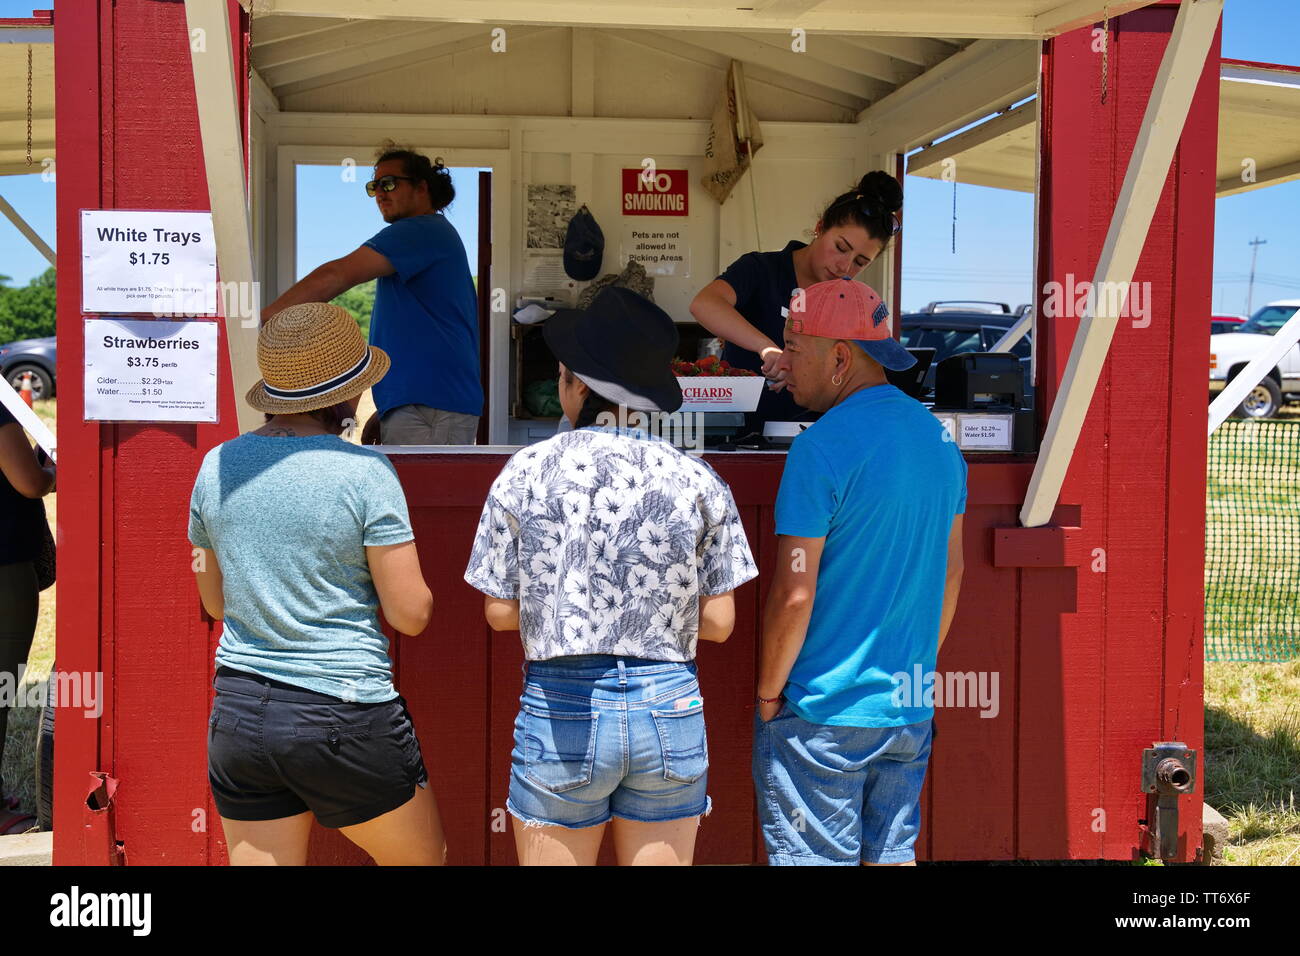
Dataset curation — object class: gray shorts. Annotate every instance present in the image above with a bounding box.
[379,404,479,445]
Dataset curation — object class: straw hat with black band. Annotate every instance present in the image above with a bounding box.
[246,302,391,415]
[543,286,683,413]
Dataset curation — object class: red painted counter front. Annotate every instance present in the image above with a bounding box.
[282,451,1047,866]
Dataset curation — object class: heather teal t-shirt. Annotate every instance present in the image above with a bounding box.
[187,433,415,703]
[775,384,968,727]
[363,212,484,418]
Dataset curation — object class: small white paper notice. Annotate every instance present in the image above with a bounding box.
[84,318,219,422]
[621,224,690,277]
[958,414,1013,451]
[81,209,217,315]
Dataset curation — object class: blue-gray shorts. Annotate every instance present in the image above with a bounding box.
[753,703,933,865]
[507,655,710,829]
[207,666,428,829]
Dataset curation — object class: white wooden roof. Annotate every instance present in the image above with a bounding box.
[907,59,1300,196]
[244,1,1156,40]
[0,26,53,176]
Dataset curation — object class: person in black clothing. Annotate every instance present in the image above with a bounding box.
[0,400,55,834]
[689,170,903,435]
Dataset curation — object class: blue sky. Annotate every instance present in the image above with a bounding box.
[1,0,1296,315]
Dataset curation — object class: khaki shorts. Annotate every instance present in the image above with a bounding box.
[379,404,479,445]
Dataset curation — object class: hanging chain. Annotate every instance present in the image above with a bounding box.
[1100,5,1110,106]
[951,178,957,254]
[26,44,34,166]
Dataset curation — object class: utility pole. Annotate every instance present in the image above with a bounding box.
[1246,236,1267,317]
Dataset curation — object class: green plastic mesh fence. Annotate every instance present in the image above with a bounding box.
[1205,419,1300,661]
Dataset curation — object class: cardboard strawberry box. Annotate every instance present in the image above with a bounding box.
[675,377,764,412]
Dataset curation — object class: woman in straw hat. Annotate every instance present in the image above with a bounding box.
[188,302,444,865]
[464,287,758,865]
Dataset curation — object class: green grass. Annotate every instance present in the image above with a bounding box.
[1205,659,1300,864]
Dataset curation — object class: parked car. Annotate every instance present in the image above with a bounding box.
[900,304,1033,400]
[1208,300,1300,418]
[1210,314,1247,336]
[0,335,56,401]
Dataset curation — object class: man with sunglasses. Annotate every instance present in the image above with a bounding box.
[263,147,483,445]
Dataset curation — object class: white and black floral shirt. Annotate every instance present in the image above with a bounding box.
[464,427,758,661]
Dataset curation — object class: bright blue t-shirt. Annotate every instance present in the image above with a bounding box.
[187,434,415,703]
[775,384,968,727]
[363,212,484,417]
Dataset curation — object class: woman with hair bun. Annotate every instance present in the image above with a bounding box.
[689,170,903,435]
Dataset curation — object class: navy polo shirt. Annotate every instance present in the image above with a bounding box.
[716,240,817,430]
[362,212,484,418]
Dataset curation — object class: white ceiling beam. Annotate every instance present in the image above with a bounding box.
[258,1,1040,40]
[1022,0,1225,527]
[262,22,474,88]
[836,34,964,69]
[570,27,594,117]
[1034,0,1158,37]
[248,14,349,45]
[251,68,280,115]
[738,31,922,85]
[906,101,1035,177]
[272,24,554,99]
[610,29,866,112]
[255,18,408,70]
[653,29,890,101]
[856,39,1039,152]
[184,0,262,434]
[748,0,828,18]
[1216,157,1300,197]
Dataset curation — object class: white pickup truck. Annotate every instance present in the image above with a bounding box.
[1209,300,1300,418]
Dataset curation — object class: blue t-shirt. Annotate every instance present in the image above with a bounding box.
[187,434,415,702]
[363,212,484,417]
[717,239,816,430]
[775,384,968,727]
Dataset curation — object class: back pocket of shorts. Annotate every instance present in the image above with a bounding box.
[650,706,708,784]
[522,706,598,794]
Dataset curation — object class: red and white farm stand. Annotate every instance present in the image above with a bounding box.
[49,0,1229,864]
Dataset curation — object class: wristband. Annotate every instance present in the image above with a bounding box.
[756,693,782,704]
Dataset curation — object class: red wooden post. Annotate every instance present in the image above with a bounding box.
[1013,1,1216,861]
[53,0,251,866]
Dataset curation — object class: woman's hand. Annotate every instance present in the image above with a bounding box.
[758,698,784,722]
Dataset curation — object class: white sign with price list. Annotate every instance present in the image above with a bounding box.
[81,209,217,314]
[84,318,219,423]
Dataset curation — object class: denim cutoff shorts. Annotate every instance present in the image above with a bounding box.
[753,703,933,865]
[207,666,428,829]
[507,655,710,829]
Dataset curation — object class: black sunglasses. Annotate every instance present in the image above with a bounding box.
[365,174,417,197]
[828,194,902,236]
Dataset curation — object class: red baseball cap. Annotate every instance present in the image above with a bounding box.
[784,277,916,371]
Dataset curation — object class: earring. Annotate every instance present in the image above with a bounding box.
[831,373,843,387]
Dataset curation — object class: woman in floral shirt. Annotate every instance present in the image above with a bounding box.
[465,287,758,865]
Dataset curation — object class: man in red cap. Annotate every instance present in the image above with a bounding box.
[752,277,968,866]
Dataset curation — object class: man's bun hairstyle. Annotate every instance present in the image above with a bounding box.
[375,140,455,211]
[820,170,903,246]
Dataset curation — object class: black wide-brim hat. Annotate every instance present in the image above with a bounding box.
[543,286,683,413]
